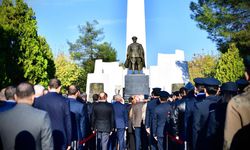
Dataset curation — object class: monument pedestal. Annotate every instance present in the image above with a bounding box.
[124,74,149,99]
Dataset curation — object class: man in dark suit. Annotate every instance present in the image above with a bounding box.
[192,77,221,150]
[112,95,128,150]
[34,78,72,150]
[0,82,53,150]
[92,92,114,150]
[184,78,204,150]
[68,85,87,150]
[153,91,172,150]
[145,87,161,150]
[85,93,99,150]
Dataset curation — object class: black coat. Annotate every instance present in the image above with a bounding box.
[145,98,160,131]
[153,102,172,138]
[192,95,221,150]
[91,101,114,132]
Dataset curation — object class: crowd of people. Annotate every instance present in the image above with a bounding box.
[0,63,250,150]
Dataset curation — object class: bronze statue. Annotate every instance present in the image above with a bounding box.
[125,36,145,73]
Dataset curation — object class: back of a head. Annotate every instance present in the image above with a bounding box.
[221,82,238,102]
[151,87,161,97]
[16,82,35,99]
[0,88,6,101]
[179,87,187,97]
[5,86,16,100]
[49,78,61,89]
[34,84,45,97]
[99,92,107,100]
[203,78,221,95]
[236,79,249,93]
[128,96,133,103]
[114,94,123,102]
[173,91,180,97]
[159,91,170,101]
[68,85,78,96]
[194,78,205,93]
[92,94,99,102]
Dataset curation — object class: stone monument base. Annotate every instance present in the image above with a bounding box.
[124,74,149,99]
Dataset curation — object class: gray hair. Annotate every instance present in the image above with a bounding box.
[34,84,45,97]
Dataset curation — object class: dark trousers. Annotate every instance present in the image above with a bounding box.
[127,132,135,150]
[108,132,116,150]
[149,133,158,150]
[97,132,109,150]
[135,127,141,150]
[157,137,167,150]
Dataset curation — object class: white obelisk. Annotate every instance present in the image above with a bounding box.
[126,0,147,67]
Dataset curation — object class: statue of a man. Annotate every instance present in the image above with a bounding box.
[125,36,145,73]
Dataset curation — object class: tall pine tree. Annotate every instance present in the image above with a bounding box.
[190,0,250,57]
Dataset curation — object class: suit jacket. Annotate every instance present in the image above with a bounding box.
[0,100,16,112]
[69,98,87,141]
[112,101,128,129]
[0,104,53,150]
[184,96,197,145]
[145,98,160,129]
[153,102,172,138]
[34,92,72,147]
[91,101,114,132]
[192,95,221,150]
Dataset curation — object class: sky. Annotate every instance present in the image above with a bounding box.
[25,0,218,66]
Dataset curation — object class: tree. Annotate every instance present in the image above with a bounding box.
[188,52,218,83]
[0,0,55,88]
[95,42,117,62]
[190,0,250,57]
[68,20,117,71]
[67,20,117,91]
[68,20,103,72]
[55,53,86,92]
[214,44,245,83]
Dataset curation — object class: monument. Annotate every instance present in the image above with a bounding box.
[125,36,145,73]
[124,36,149,98]
[126,0,147,66]
[85,0,189,102]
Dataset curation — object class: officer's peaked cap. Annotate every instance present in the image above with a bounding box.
[221,82,238,92]
[132,36,137,40]
[193,78,205,85]
[184,82,194,91]
[152,87,161,92]
[236,79,249,86]
[203,77,221,86]
[159,91,170,98]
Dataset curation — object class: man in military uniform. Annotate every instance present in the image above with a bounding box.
[153,91,173,150]
[145,88,161,150]
[192,77,221,150]
[125,36,145,73]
